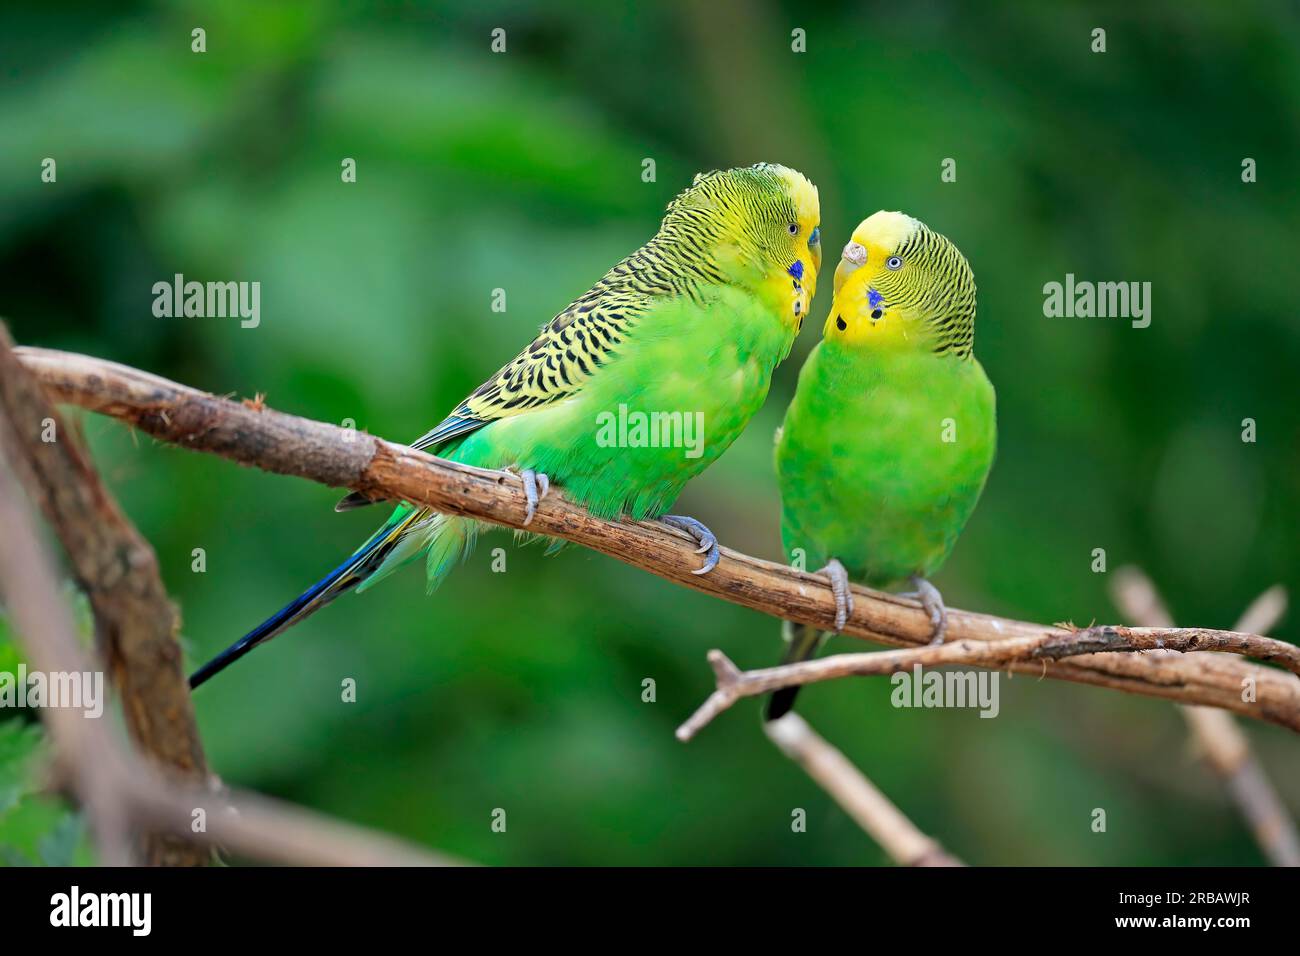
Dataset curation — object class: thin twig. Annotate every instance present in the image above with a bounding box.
[121,772,466,867]
[14,345,1300,733]
[1111,567,1299,868]
[765,714,963,866]
[675,622,1299,740]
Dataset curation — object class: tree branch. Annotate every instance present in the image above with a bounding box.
[674,622,1300,740]
[765,714,963,866]
[14,345,1300,733]
[0,326,208,864]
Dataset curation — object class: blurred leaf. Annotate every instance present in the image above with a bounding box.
[0,721,43,816]
[37,813,84,867]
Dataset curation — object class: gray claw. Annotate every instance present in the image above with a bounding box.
[819,559,853,632]
[909,575,947,645]
[662,515,721,575]
[521,469,551,527]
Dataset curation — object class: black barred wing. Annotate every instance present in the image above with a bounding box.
[336,245,681,512]
[411,296,637,453]
[336,293,642,509]
[464,306,629,423]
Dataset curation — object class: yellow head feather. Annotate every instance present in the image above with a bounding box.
[666,163,821,330]
[823,211,976,356]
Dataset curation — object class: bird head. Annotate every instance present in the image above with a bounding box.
[823,211,976,357]
[663,164,821,324]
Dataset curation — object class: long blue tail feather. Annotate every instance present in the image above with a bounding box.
[188,511,418,689]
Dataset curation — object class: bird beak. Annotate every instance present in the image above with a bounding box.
[833,241,867,296]
[809,227,822,276]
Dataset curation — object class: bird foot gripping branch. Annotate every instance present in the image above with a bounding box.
[660,515,721,575]
[903,576,948,646]
[519,469,550,527]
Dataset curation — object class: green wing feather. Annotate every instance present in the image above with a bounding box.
[334,218,734,511]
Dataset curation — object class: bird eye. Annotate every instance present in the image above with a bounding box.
[787,223,799,235]
[886,256,903,270]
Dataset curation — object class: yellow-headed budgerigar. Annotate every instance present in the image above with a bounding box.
[767,211,995,719]
[191,163,822,687]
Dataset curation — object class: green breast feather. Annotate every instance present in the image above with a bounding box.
[776,340,996,586]
[454,284,792,522]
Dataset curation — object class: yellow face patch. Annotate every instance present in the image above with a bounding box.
[759,252,818,333]
[822,262,914,348]
[833,210,917,297]
[774,165,822,282]
[821,211,921,346]
[759,166,821,331]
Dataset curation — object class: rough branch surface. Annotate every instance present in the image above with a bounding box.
[0,330,208,864]
[16,346,1300,734]
[677,626,1300,740]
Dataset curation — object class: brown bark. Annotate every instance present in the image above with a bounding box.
[13,344,1300,735]
[0,328,208,864]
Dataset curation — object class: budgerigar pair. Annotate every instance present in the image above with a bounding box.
[189,168,995,716]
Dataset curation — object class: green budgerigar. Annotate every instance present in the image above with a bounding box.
[767,211,995,719]
[191,163,822,687]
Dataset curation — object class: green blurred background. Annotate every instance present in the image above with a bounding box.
[1,0,1298,865]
